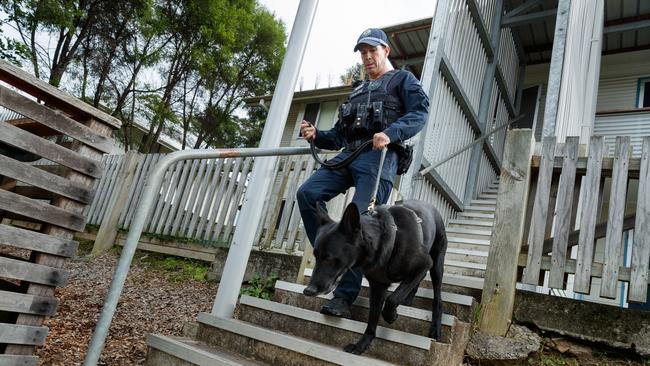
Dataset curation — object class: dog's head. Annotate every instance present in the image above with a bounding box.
[303,202,363,297]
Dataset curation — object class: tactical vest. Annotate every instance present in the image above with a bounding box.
[339,70,404,141]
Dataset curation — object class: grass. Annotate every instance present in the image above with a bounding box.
[136,252,212,283]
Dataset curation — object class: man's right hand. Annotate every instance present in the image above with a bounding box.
[300,120,316,141]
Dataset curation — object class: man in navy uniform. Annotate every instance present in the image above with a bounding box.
[296,28,430,318]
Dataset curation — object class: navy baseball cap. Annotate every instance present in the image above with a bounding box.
[354,28,389,52]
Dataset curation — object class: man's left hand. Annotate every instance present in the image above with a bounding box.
[373,132,390,150]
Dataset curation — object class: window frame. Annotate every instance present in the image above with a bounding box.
[636,77,650,108]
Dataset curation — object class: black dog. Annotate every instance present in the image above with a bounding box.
[303,200,447,355]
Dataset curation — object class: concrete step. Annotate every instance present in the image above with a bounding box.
[463,205,496,213]
[470,199,497,207]
[448,219,493,228]
[272,283,456,340]
[275,279,475,323]
[444,260,486,278]
[146,334,265,366]
[235,295,466,366]
[445,227,493,240]
[445,248,489,265]
[302,268,478,316]
[196,313,394,366]
[456,212,495,222]
[447,220,494,231]
[478,193,498,200]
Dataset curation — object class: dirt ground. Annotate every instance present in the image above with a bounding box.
[8,242,643,365]
[35,244,216,366]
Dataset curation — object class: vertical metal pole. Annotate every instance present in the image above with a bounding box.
[400,0,452,200]
[211,0,319,318]
[580,0,604,144]
[542,0,571,138]
[463,0,503,205]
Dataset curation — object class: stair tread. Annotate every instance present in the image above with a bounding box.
[471,199,497,204]
[301,270,478,305]
[463,205,497,212]
[276,280,473,310]
[457,212,495,218]
[446,247,489,257]
[238,295,436,350]
[444,260,487,270]
[438,273,484,290]
[197,313,395,366]
[445,227,492,235]
[147,334,265,366]
[447,236,491,245]
[448,219,493,227]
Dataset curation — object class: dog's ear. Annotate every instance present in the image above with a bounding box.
[315,202,333,226]
[340,202,360,235]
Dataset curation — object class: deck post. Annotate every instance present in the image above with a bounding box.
[92,151,141,255]
[479,128,534,335]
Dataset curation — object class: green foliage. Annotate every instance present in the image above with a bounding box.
[240,273,279,300]
[0,28,29,66]
[140,254,211,283]
[339,63,365,85]
[1,0,287,152]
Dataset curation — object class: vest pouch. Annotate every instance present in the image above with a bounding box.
[353,103,370,132]
[339,102,354,124]
[371,101,386,131]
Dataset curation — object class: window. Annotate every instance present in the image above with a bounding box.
[303,102,320,125]
[298,102,320,137]
[638,78,650,108]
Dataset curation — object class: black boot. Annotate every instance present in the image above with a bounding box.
[320,297,352,318]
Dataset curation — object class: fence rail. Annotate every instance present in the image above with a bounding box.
[480,131,650,336]
[520,135,650,303]
[85,152,335,252]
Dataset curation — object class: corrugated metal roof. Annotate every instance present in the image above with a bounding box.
[386,0,650,69]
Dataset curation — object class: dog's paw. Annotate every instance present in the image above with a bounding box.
[344,343,367,355]
[382,305,398,323]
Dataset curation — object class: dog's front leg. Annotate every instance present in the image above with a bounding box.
[344,281,388,355]
[382,260,431,324]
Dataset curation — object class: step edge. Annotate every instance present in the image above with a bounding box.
[146,334,258,366]
[275,280,473,310]
[197,314,395,366]
[239,295,433,350]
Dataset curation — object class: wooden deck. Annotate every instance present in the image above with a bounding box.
[0,59,120,363]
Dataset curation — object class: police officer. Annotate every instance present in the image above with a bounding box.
[296,28,429,318]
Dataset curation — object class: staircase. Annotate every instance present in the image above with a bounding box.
[145,180,501,366]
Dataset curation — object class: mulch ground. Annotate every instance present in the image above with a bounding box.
[35,248,217,366]
[1,242,645,366]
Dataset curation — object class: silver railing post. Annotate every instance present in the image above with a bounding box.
[211,0,318,318]
[83,147,311,366]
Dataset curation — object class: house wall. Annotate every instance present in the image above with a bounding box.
[522,50,650,308]
[523,49,650,143]
[280,96,348,148]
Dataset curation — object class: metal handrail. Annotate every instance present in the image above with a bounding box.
[83,146,313,366]
[418,114,525,176]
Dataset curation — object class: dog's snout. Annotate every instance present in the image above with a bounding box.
[303,285,319,296]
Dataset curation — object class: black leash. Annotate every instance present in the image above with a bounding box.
[308,138,373,169]
[307,137,385,214]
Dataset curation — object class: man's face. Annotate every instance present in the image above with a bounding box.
[358,44,390,80]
